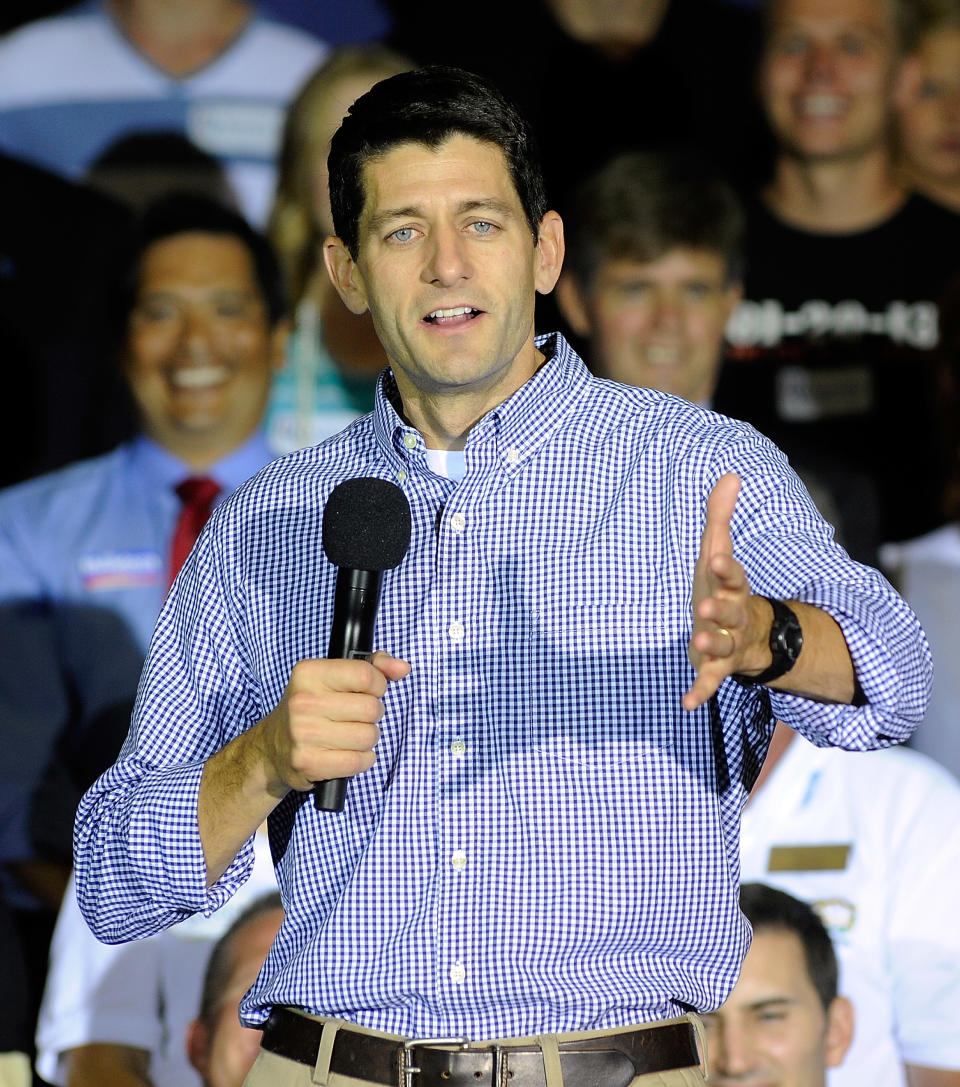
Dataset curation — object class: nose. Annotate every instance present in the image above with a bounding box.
[180,306,215,361]
[804,42,838,84]
[422,224,472,287]
[651,292,683,332]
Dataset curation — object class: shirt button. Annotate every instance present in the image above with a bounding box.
[448,621,465,644]
[396,468,407,483]
[451,850,467,870]
[450,512,466,534]
[449,740,466,758]
[403,433,418,449]
[449,963,466,984]
[505,447,520,464]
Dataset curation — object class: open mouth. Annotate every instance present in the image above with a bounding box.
[169,365,231,390]
[796,94,847,119]
[424,306,483,326]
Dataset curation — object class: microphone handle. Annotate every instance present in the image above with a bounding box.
[313,567,382,812]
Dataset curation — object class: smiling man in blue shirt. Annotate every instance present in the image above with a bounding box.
[75,69,930,1087]
[0,192,285,1069]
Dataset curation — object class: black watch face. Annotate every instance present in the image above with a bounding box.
[774,616,803,661]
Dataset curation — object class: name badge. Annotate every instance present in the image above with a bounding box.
[767,844,851,872]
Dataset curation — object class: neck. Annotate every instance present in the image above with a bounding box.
[154,430,253,471]
[747,719,796,803]
[393,347,544,451]
[109,0,251,77]
[898,165,960,214]
[765,148,906,232]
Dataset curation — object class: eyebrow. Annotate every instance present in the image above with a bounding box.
[746,997,795,1011]
[772,22,888,42]
[366,198,517,235]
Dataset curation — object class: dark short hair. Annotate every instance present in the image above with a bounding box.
[563,148,745,291]
[196,892,283,1027]
[121,192,285,326]
[328,65,548,259]
[739,882,839,1011]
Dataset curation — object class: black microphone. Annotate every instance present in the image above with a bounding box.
[313,477,411,812]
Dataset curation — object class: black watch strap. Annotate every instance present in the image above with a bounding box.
[732,597,803,687]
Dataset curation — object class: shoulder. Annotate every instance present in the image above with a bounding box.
[0,11,113,85]
[0,448,127,528]
[882,523,960,570]
[230,15,329,69]
[214,418,377,523]
[825,743,960,826]
[896,192,960,231]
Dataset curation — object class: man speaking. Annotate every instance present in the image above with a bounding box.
[75,68,930,1087]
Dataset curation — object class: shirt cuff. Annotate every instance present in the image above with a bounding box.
[769,582,930,749]
[127,761,255,917]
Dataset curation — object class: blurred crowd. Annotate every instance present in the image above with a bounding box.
[1,1,959,1086]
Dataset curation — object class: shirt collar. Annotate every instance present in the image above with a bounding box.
[371,333,592,474]
[127,431,275,495]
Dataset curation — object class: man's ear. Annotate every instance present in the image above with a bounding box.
[824,995,855,1069]
[721,281,744,327]
[555,272,592,337]
[186,1018,211,1079]
[269,316,291,373]
[534,210,565,297]
[323,237,369,316]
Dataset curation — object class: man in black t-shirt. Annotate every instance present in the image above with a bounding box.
[719,0,960,560]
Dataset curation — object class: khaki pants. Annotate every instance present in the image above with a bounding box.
[0,1053,31,1087]
[243,1014,708,1087]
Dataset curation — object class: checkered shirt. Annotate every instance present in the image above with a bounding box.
[75,334,930,1038]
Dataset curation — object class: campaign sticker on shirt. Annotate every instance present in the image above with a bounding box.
[78,550,163,591]
[186,101,283,157]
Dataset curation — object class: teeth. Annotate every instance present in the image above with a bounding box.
[170,365,230,388]
[800,95,845,117]
[646,345,683,366]
[428,306,474,319]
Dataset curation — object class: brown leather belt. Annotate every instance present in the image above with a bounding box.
[260,1007,700,1086]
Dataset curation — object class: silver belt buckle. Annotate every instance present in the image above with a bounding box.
[401,1036,476,1086]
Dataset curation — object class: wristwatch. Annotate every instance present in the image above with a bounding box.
[733,597,803,686]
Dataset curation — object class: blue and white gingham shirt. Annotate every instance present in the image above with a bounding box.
[75,335,930,1038]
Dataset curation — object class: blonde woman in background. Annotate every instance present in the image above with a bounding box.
[266,46,411,453]
[895,0,960,213]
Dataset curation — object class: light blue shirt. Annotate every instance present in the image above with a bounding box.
[0,433,274,897]
[74,336,930,1038]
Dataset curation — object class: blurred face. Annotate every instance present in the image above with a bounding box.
[703,929,853,1087]
[308,71,394,239]
[125,233,280,463]
[324,135,563,421]
[559,248,741,403]
[759,0,899,163]
[187,908,284,1087]
[896,28,960,186]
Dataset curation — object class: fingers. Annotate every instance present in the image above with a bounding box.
[700,473,740,561]
[272,654,409,791]
[682,665,725,712]
[370,650,412,682]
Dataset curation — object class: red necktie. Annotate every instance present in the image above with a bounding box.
[168,476,221,587]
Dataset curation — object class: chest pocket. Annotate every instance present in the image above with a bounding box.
[526,601,685,767]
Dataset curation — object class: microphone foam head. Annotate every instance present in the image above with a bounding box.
[322,477,412,570]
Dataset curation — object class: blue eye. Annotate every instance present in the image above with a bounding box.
[390,227,416,243]
[471,221,494,234]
